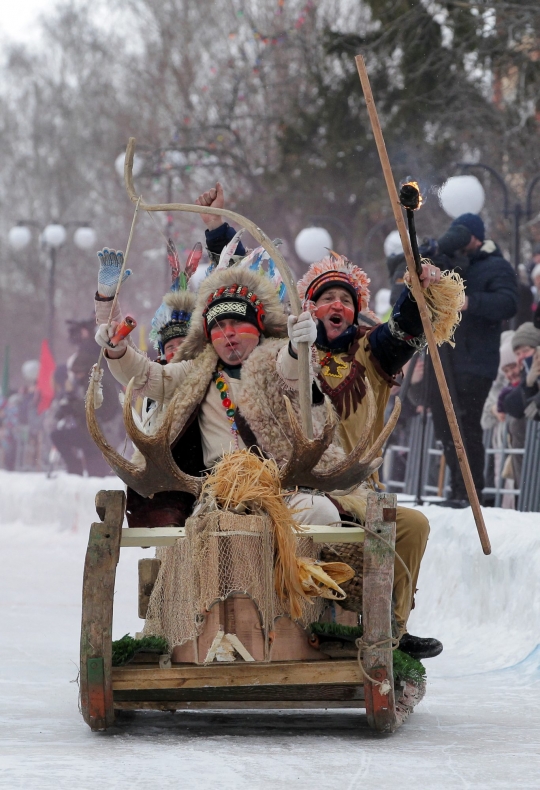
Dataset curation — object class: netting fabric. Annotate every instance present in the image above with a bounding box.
[143,509,321,661]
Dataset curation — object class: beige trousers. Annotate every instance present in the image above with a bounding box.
[286,493,430,630]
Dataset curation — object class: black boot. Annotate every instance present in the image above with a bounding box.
[399,633,443,659]
[434,498,469,509]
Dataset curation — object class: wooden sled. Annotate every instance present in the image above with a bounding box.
[80,489,424,734]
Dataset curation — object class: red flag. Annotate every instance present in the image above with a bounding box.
[36,339,56,414]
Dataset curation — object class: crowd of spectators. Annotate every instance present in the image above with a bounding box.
[0,318,122,476]
[385,213,540,509]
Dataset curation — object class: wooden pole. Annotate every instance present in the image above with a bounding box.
[123,138,313,440]
[355,54,491,555]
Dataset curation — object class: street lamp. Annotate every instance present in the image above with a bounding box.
[294,226,333,264]
[438,175,485,218]
[7,220,96,352]
[446,164,540,270]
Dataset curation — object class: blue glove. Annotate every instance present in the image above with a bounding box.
[97,248,132,297]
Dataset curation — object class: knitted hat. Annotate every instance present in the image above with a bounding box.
[451,213,485,242]
[176,265,288,360]
[499,342,517,369]
[203,285,264,336]
[297,254,371,322]
[511,322,540,351]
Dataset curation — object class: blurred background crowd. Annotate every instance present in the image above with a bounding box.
[1,0,540,509]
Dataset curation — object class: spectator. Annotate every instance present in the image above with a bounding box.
[502,322,540,423]
[425,213,518,507]
[531,264,540,307]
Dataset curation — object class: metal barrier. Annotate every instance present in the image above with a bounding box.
[383,412,540,511]
[518,420,540,512]
[383,412,449,499]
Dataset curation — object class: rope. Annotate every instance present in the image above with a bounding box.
[326,517,413,690]
[96,196,142,369]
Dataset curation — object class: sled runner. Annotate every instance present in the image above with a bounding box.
[79,488,425,734]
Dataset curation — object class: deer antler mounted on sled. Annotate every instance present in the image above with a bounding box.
[86,365,401,499]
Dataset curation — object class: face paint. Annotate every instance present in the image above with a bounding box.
[210,319,260,364]
[315,300,355,326]
[163,336,184,363]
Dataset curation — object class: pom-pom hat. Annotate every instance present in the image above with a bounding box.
[297,253,371,321]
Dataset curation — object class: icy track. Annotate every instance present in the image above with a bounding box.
[1,470,539,789]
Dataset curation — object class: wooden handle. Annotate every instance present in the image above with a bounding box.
[123,138,314,439]
[355,55,491,555]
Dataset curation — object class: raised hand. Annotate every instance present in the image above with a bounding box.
[195,182,225,230]
[97,248,132,298]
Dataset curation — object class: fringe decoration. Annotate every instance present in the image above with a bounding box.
[200,449,310,620]
[409,265,466,347]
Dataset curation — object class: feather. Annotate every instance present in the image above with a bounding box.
[167,238,181,283]
[216,228,246,270]
[185,242,203,281]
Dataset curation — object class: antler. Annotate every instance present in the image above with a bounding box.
[280,380,401,493]
[86,376,203,498]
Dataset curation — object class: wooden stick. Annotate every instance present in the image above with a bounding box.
[355,54,491,555]
[96,196,142,369]
[123,138,314,440]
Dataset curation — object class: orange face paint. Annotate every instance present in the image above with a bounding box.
[315,301,355,325]
[210,320,260,364]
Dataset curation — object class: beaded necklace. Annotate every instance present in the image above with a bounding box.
[213,368,239,446]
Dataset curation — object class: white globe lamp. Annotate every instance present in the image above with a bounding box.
[294,226,333,264]
[383,230,403,257]
[439,175,485,219]
[8,225,32,250]
[73,226,97,251]
[43,224,67,248]
[115,151,145,179]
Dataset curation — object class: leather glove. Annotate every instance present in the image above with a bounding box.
[95,322,128,353]
[97,248,132,298]
[288,312,317,349]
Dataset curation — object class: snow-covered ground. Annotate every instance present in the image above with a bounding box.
[1,470,539,789]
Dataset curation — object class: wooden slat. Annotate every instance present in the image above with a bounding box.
[120,524,364,548]
[112,659,361,690]
[113,683,364,703]
[121,527,184,546]
[80,490,125,731]
[114,700,365,710]
[362,491,397,733]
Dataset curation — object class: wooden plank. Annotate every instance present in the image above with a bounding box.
[80,490,125,731]
[361,491,397,733]
[112,659,361,690]
[114,700,365,711]
[138,558,161,618]
[121,527,184,546]
[113,683,364,703]
[120,524,364,547]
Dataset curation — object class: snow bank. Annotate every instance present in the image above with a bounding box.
[406,503,540,676]
[0,470,124,532]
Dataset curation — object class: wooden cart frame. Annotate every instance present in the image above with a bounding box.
[80,489,422,734]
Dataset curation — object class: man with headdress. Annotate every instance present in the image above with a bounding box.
[94,246,198,524]
[189,183,450,657]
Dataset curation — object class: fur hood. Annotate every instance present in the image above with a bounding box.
[173,267,288,362]
[162,289,197,313]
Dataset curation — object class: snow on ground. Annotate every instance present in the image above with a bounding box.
[1,470,539,789]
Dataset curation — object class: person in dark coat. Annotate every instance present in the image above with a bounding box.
[426,213,518,505]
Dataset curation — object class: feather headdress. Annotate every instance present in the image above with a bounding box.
[149,239,202,353]
[297,253,371,313]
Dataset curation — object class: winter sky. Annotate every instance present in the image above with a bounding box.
[0,0,56,42]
